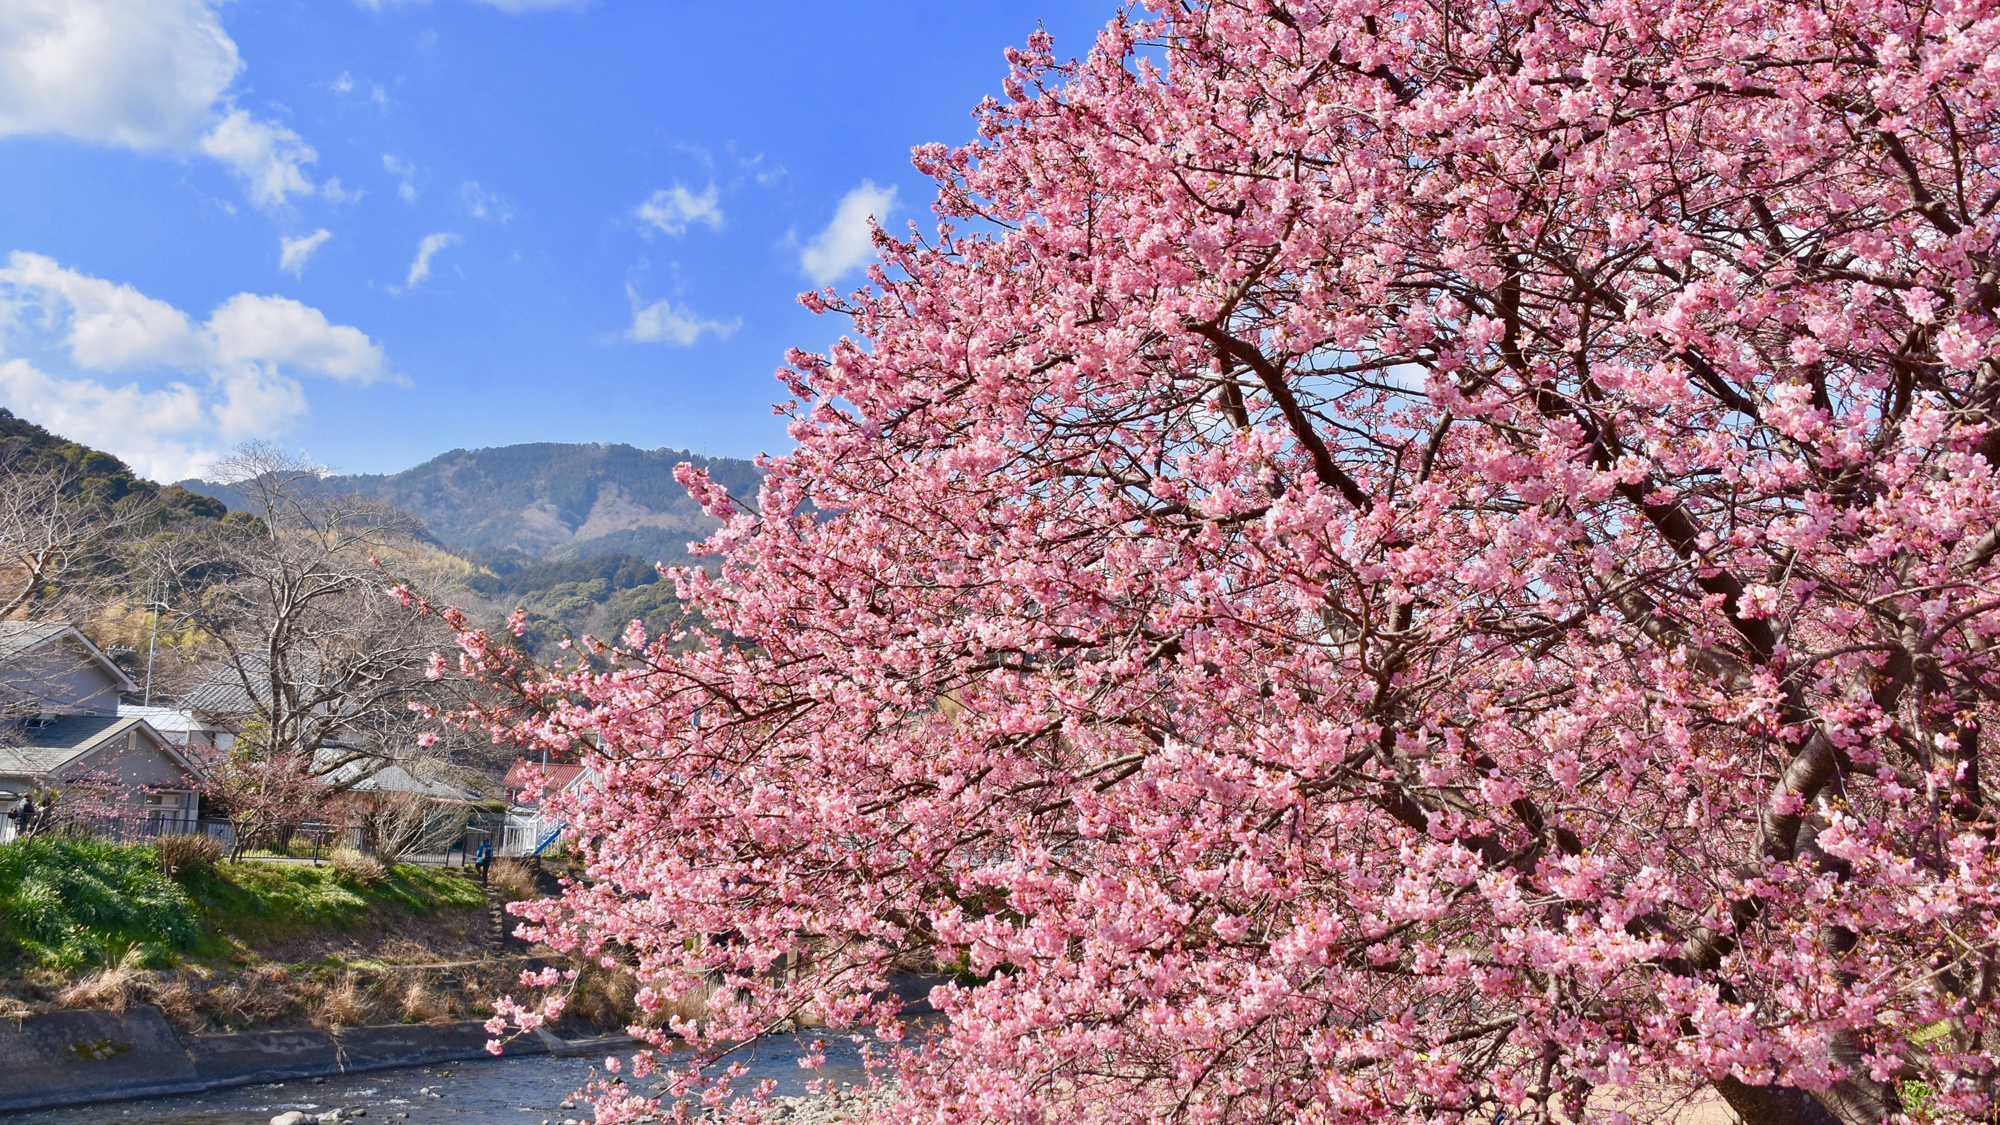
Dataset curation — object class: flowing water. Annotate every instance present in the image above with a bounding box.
[1,1034,876,1125]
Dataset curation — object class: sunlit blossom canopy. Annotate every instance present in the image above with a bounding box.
[455,1,2000,1123]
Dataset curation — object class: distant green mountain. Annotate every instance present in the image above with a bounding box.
[0,408,224,517]
[184,441,760,565]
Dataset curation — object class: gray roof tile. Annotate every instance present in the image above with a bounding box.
[0,714,137,775]
[0,622,68,660]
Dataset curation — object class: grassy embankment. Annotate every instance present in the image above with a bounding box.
[0,837,487,970]
[0,837,537,1032]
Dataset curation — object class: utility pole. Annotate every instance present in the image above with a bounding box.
[143,581,160,706]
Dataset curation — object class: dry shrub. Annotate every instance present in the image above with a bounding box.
[330,846,388,887]
[55,968,135,1012]
[398,974,453,1024]
[355,789,468,865]
[50,960,536,1037]
[152,975,206,1032]
[489,858,539,902]
[156,833,223,878]
[566,962,641,1028]
[309,971,371,1029]
[209,967,294,1030]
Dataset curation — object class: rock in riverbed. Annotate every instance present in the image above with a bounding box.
[757,1090,893,1123]
[269,1109,366,1124]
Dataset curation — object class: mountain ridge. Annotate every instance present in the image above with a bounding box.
[177,440,763,565]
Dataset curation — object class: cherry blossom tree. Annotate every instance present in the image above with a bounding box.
[460,2,2000,1123]
[188,743,322,861]
[23,769,125,835]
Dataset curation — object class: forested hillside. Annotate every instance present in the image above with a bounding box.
[186,442,762,565]
[8,419,742,663]
[1,408,224,518]
[459,548,686,654]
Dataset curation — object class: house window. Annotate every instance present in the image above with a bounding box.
[146,791,189,823]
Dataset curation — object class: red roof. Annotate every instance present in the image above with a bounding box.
[503,758,587,795]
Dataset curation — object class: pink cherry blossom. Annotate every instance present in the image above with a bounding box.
[455,3,2000,1123]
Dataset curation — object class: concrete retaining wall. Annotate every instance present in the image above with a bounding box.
[0,1006,551,1114]
[0,1007,199,1109]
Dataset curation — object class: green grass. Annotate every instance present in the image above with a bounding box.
[188,860,486,936]
[0,839,486,972]
[0,837,200,971]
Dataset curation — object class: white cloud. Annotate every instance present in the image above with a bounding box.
[0,0,239,149]
[0,1,326,209]
[384,153,420,202]
[626,289,738,346]
[801,181,896,285]
[330,71,389,110]
[0,252,387,479]
[0,251,203,370]
[0,253,384,382]
[319,177,362,204]
[206,363,310,438]
[198,109,318,207]
[405,233,458,288]
[461,180,512,223]
[0,358,217,480]
[207,293,384,383]
[279,230,333,275]
[636,184,721,236]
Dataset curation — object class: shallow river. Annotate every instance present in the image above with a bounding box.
[1,1034,874,1125]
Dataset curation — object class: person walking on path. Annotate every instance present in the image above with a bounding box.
[474,839,493,883]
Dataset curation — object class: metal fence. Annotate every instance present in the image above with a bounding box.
[500,815,567,857]
[23,814,226,846]
[0,813,510,866]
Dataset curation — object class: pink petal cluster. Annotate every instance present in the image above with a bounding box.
[459,2,2000,1122]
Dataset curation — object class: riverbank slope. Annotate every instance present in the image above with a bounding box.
[0,837,564,1035]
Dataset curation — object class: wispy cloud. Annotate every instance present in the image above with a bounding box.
[636,184,721,236]
[383,153,420,202]
[279,229,333,275]
[461,180,513,223]
[626,287,738,346]
[319,177,362,204]
[801,181,895,285]
[330,70,390,109]
[405,232,458,288]
[197,109,321,207]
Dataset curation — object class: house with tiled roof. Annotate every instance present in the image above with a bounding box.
[116,703,232,753]
[0,622,198,842]
[499,756,598,856]
[501,757,590,806]
[0,622,128,719]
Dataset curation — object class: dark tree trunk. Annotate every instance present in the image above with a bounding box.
[1713,1078,1847,1125]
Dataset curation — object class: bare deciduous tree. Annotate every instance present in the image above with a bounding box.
[0,459,152,623]
[148,443,477,787]
[346,786,470,865]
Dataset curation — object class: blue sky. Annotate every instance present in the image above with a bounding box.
[0,0,1119,481]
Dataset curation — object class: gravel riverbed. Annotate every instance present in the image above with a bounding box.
[0,1034,884,1125]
